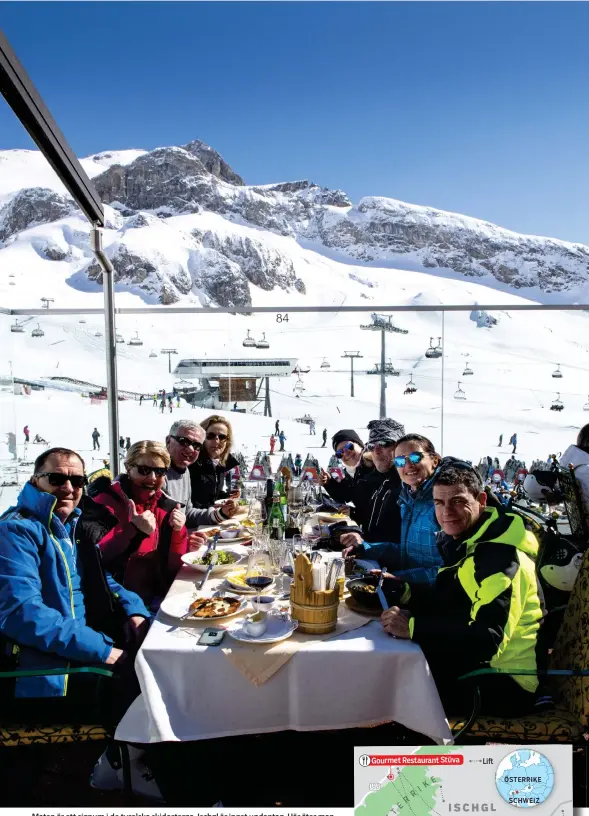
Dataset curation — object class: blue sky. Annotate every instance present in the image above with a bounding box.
[1,1,588,243]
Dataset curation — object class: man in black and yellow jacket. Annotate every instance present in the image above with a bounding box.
[381,461,544,716]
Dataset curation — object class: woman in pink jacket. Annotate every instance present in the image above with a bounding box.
[89,440,188,608]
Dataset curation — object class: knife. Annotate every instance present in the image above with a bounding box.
[376,566,389,611]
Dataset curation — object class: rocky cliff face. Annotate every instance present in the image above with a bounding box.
[307,197,589,294]
[0,188,73,242]
[1,138,588,306]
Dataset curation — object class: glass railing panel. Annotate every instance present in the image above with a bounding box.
[123,309,444,476]
[441,306,589,473]
[0,310,18,513]
[0,308,110,488]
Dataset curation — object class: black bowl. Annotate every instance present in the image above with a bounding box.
[347,576,381,611]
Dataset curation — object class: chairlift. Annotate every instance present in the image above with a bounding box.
[584,395,589,411]
[79,319,86,324]
[320,358,330,369]
[31,324,44,338]
[9,282,15,285]
[463,363,474,376]
[425,337,443,359]
[116,333,125,344]
[454,382,467,400]
[242,330,256,348]
[95,331,103,337]
[550,393,564,412]
[256,332,270,349]
[552,364,563,379]
[149,349,158,358]
[404,376,417,395]
[8,274,14,278]
[10,320,25,333]
[383,359,401,376]
[293,364,310,374]
[128,331,143,347]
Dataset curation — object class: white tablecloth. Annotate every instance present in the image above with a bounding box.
[115,567,452,746]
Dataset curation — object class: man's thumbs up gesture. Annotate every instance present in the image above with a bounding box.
[168,502,186,531]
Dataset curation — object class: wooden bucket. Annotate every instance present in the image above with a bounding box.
[290,553,339,634]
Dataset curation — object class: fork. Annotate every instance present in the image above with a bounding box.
[199,552,219,591]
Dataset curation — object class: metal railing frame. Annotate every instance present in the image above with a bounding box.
[3,304,589,315]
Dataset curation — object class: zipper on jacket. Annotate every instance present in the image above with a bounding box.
[368,480,391,534]
[48,501,75,696]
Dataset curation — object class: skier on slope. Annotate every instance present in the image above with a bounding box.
[23,425,30,444]
[91,428,101,451]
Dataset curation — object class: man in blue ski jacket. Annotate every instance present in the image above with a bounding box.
[0,447,150,710]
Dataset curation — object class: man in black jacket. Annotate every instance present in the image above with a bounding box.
[336,419,405,546]
[321,429,383,531]
[380,462,544,716]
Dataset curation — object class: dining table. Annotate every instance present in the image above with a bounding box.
[115,539,453,747]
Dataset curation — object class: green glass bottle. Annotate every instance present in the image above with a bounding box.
[268,491,286,540]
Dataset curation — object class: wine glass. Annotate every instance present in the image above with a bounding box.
[245,549,273,608]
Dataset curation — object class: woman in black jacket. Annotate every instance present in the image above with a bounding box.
[320,429,387,531]
[189,414,240,509]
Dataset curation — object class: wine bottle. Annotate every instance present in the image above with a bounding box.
[268,491,286,540]
[264,478,275,520]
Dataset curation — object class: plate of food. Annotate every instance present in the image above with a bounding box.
[225,613,298,644]
[181,548,245,575]
[224,568,275,594]
[160,592,246,621]
[346,577,382,612]
[317,512,350,523]
[200,523,254,543]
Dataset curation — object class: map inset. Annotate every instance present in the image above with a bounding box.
[354,745,571,816]
[496,750,555,808]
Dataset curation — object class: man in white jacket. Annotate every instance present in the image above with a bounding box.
[560,423,589,520]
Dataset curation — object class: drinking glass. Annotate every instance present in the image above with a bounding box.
[279,542,295,599]
[245,549,273,608]
[267,538,283,578]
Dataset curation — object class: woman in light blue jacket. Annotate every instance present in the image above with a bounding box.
[347,434,443,587]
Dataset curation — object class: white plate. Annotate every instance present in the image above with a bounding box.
[224,570,276,594]
[317,513,350,523]
[180,550,246,575]
[159,593,247,621]
[226,615,298,644]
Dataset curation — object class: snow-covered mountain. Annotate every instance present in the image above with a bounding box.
[1,138,588,308]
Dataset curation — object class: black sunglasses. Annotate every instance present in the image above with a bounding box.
[366,440,395,451]
[206,432,228,441]
[135,465,167,477]
[36,472,87,488]
[171,435,203,451]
